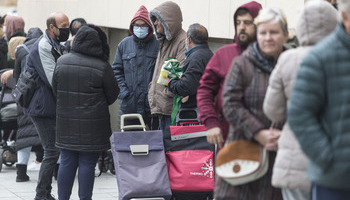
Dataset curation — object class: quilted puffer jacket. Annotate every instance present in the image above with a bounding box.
[53,25,119,152]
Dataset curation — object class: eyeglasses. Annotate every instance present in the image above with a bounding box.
[236,20,254,26]
[133,23,148,28]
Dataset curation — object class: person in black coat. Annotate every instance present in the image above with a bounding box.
[14,27,43,182]
[168,23,213,119]
[52,24,119,200]
[0,27,44,182]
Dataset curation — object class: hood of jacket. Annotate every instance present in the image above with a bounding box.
[72,25,108,61]
[233,1,262,40]
[296,0,338,46]
[5,15,25,41]
[149,1,183,41]
[129,5,154,39]
[25,27,43,43]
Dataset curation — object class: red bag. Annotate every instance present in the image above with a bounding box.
[166,150,214,192]
[169,125,206,141]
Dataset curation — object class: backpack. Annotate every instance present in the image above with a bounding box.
[11,44,38,108]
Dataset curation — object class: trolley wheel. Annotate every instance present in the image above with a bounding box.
[2,150,16,167]
[3,161,15,167]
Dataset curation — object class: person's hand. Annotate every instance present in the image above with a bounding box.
[181,96,189,103]
[206,127,224,149]
[254,128,281,151]
[1,70,13,84]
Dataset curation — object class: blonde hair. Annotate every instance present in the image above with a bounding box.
[254,8,288,35]
[8,36,26,60]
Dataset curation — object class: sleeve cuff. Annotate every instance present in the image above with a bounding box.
[204,117,220,130]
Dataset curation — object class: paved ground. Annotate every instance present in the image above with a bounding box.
[0,152,119,200]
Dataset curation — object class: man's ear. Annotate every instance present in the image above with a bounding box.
[49,24,55,32]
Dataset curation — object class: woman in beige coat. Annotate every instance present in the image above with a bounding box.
[263,1,338,200]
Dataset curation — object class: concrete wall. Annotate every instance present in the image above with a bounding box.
[17,0,305,40]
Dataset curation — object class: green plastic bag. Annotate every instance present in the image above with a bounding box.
[157,57,182,86]
[171,95,182,126]
[162,57,184,126]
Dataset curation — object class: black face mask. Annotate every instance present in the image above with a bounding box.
[55,27,70,42]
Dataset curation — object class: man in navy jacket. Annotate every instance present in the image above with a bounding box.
[25,12,69,200]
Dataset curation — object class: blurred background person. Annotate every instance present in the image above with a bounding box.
[52,24,119,200]
[263,1,338,200]
[288,0,350,199]
[197,1,262,150]
[221,8,289,199]
[0,15,8,69]
[1,27,45,182]
[5,15,25,68]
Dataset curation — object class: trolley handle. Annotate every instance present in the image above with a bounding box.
[120,114,146,131]
[175,108,201,125]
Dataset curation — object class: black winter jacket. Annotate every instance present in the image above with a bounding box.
[168,44,213,108]
[0,37,8,69]
[14,27,43,150]
[53,25,119,152]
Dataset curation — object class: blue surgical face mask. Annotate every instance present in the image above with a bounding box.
[133,26,149,39]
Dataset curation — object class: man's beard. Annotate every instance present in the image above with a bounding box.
[237,32,255,47]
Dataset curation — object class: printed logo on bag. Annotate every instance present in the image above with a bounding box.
[189,159,214,178]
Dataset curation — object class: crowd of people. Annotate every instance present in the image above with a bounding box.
[0,0,349,199]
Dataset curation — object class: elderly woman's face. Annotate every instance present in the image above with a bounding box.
[257,21,288,59]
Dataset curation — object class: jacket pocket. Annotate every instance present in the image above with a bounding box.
[122,52,137,92]
[122,52,137,72]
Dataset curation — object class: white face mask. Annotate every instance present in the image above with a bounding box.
[133,26,149,39]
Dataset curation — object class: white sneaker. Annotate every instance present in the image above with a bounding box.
[27,162,41,171]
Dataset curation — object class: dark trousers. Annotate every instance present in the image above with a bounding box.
[32,145,44,162]
[31,117,59,198]
[57,149,99,200]
[312,184,350,200]
[159,114,171,133]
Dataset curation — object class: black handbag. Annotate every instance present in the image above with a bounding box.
[11,70,37,108]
